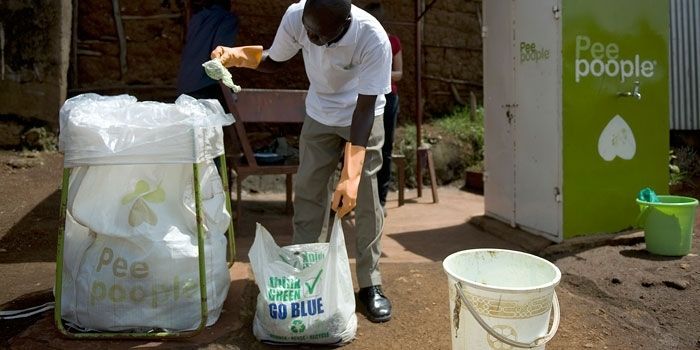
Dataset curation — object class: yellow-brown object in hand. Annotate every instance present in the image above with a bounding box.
[210,45,263,69]
[332,143,366,218]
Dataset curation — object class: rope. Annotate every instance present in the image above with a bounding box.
[0,302,55,320]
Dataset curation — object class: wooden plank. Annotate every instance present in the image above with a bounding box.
[217,82,306,220]
[237,166,298,176]
[77,49,102,56]
[234,89,307,123]
[68,84,175,93]
[424,74,483,87]
[121,14,181,20]
[0,23,4,81]
[220,83,258,167]
[111,0,127,79]
[71,0,78,87]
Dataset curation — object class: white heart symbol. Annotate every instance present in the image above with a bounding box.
[598,115,636,161]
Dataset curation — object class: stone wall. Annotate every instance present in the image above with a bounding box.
[0,0,483,136]
[74,0,185,100]
[0,0,72,134]
[71,0,484,122]
[420,0,483,118]
[233,0,483,123]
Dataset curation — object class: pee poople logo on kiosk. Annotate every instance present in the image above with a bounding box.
[574,35,657,83]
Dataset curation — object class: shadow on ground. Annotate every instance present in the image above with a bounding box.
[0,190,60,264]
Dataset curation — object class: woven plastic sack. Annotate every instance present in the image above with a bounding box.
[60,162,231,331]
[57,93,233,331]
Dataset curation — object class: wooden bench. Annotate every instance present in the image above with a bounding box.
[392,146,439,207]
[392,154,407,206]
[219,83,307,224]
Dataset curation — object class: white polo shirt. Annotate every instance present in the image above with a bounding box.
[268,1,392,127]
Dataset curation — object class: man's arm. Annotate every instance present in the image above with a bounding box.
[352,36,392,145]
[210,46,291,73]
[391,49,403,82]
[349,94,378,147]
[331,94,378,217]
[211,3,301,73]
[212,15,239,49]
[331,35,391,217]
[256,50,287,73]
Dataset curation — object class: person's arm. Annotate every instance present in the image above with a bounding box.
[349,94,378,147]
[349,38,392,145]
[331,94,378,217]
[210,45,264,69]
[210,46,286,73]
[256,50,286,73]
[332,39,392,217]
[212,14,239,48]
[389,36,403,82]
[391,49,403,82]
[210,3,301,73]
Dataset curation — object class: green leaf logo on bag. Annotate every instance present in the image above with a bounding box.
[121,179,166,226]
[290,319,306,334]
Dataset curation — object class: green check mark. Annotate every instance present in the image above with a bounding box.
[305,269,323,295]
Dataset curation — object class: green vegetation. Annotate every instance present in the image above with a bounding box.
[435,106,484,172]
[22,127,57,152]
[393,106,485,187]
[669,146,700,187]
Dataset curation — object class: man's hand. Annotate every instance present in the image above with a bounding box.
[210,45,263,69]
[332,142,366,218]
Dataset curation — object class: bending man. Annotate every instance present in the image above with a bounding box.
[211,0,392,322]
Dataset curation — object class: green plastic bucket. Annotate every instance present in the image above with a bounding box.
[636,195,699,256]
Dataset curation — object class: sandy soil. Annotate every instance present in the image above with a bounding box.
[1,150,699,349]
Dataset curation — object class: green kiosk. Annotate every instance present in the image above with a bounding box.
[483,0,669,241]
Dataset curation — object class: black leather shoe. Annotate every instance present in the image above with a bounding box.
[357,285,392,322]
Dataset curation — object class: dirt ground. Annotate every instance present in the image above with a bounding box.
[1,150,699,349]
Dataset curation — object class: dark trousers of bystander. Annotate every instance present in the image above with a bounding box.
[377,92,399,207]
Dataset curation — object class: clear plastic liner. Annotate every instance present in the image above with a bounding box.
[59,94,234,167]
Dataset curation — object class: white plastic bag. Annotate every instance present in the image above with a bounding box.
[58,93,233,331]
[60,161,231,332]
[249,217,357,345]
[59,94,234,167]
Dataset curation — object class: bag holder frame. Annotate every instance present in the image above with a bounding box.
[53,155,236,340]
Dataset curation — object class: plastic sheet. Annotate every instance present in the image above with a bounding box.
[59,94,234,167]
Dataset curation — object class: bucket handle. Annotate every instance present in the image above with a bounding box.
[455,281,560,349]
[635,205,651,228]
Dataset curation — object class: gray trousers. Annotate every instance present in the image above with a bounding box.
[293,115,385,288]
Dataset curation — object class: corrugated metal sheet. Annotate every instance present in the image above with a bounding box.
[670,0,700,130]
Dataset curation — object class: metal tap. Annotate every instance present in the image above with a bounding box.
[618,81,641,100]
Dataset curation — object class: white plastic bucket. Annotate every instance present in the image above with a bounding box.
[443,249,561,349]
